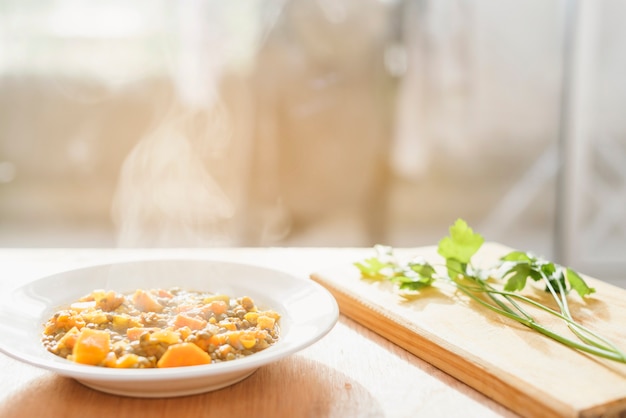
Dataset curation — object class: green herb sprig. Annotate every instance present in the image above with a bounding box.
[354,219,626,363]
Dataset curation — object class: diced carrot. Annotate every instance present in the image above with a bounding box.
[104,352,118,368]
[223,331,257,350]
[192,335,211,351]
[156,343,211,368]
[113,353,143,368]
[218,320,237,331]
[126,327,160,341]
[226,331,242,349]
[131,289,163,312]
[57,326,80,350]
[44,310,86,334]
[174,314,207,331]
[72,328,110,365]
[208,333,227,347]
[174,304,194,313]
[157,289,174,298]
[207,301,228,315]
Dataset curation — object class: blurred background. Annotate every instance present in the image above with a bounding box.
[1,0,625,286]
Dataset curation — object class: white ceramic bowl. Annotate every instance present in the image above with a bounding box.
[0,259,339,398]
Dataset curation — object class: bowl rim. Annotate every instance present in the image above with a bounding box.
[0,257,340,382]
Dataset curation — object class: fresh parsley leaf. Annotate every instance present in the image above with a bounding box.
[374,258,438,292]
[397,259,437,290]
[408,259,436,280]
[540,261,557,279]
[501,251,533,262]
[565,267,596,298]
[445,258,466,279]
[437,219,484,264]
[390,270,434,291]
[502,263,532,292]
[354,257,392,281]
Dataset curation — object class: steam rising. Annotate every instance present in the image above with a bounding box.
[111,114,235,247]
[109,1,287,248]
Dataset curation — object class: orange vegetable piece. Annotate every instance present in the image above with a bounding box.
[225,331,242,349]
[72,328,111,365]
[225,331,256,350]
[157,343,211,368]
[157,289,174,298]
[44,310,86,334]
[208,301,228,315]
[239,332,257,349]
[112,353,143,368]
[174,314,207,331]
[208,333,227,347]
[57,326,81,350]
[218,320,237,331]
[174,304,194,313]
[131,289,163,312]
[257,315,276,330]
[94,290,124,311]
[151,330,181,344]
[126,327,160,341]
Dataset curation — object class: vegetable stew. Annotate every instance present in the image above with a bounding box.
[41,288,281,368]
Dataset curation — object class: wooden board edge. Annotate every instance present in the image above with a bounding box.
[580,398,626,418]
[310,271,576,418]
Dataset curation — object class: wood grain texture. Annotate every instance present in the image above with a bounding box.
[310,243,626,418]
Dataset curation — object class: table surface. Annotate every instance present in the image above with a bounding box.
[0,247,518,418]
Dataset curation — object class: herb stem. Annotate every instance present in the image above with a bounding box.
[550,270,626,359]
[486,288,625,360]
[449,280,626,363]
[446,264,533,322]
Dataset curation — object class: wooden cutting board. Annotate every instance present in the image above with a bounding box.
[310,243,626,418]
